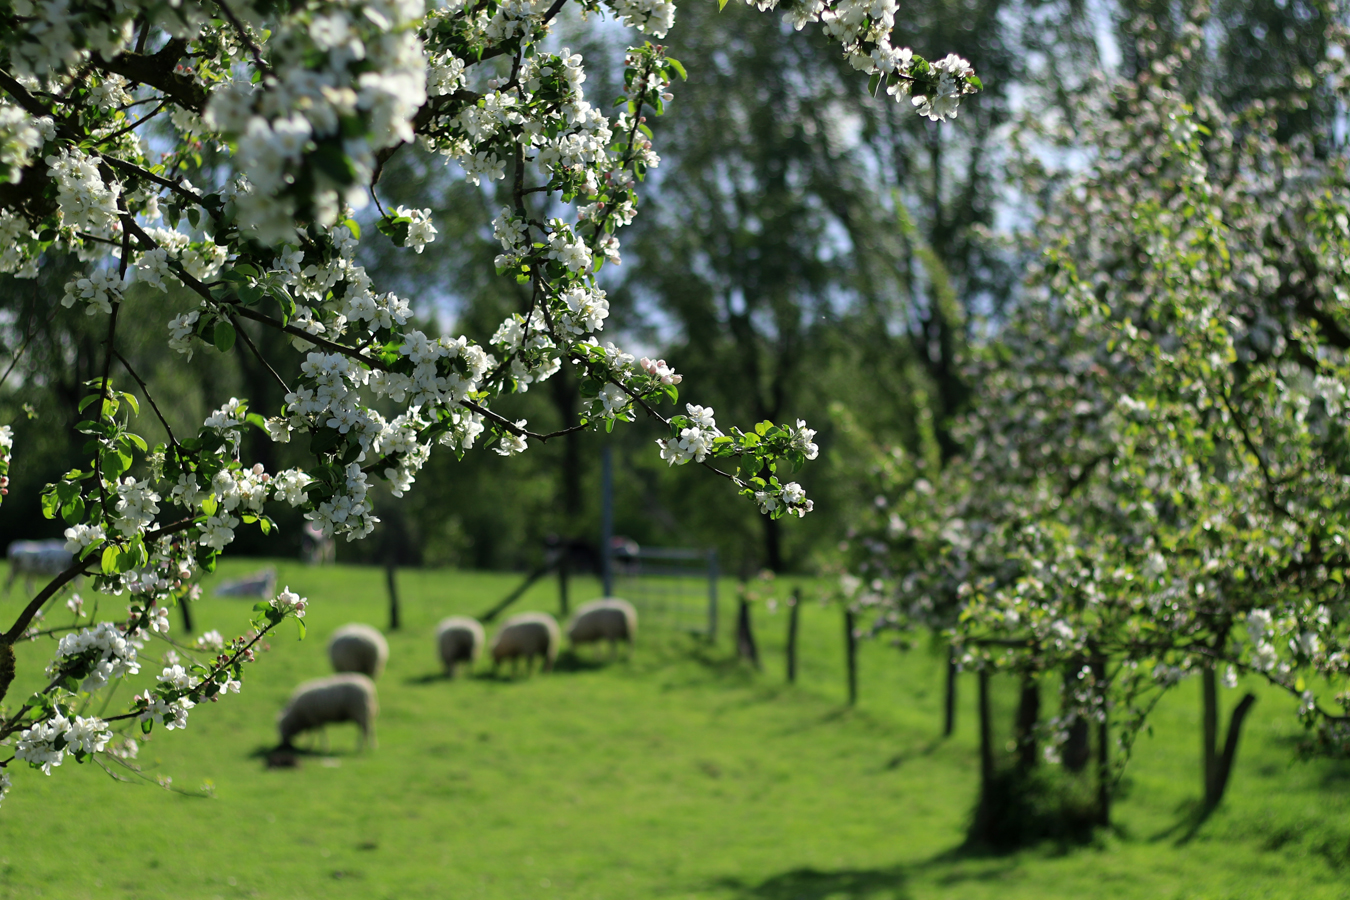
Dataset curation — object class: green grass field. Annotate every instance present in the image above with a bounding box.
[1,560,1348,899]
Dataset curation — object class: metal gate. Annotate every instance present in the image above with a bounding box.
[610,546,718,640]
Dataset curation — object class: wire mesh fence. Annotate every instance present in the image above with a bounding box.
[610,546,718,640]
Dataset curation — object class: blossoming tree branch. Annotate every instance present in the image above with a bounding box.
[0,0,978,805]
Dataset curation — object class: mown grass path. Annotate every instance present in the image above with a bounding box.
[1,561,1347,898]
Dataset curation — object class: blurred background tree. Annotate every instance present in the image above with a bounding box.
[0,0,1338,577]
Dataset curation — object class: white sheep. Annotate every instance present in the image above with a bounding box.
[491,612,560,674]
[436,616,485,677]
[5,540,73,595]
[327,623,389,680]
[567,598,638,658]
[277,674,379,752]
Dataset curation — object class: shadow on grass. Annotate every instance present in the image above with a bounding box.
[712,846,1025,899]
[552,650,611,673]
[711,864,911,899]
[1155,796,1350,869]
[248,741,368,768]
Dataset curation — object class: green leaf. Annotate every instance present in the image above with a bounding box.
[101,448,130,481]
[309,427,345,454]
[868,72,882,97]
[40,487,60,520]
[101,545,121,575]
[342,218,361,239]
[213,320,236,353]
[295,618,307,640]
[60,494,85,525]
[377,216,412,247]
[201,492,218,517]
[666,57,687,81]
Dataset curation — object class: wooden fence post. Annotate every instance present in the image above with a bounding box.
[179,593,194,633]
[786,588,801,684]
[736,597,760,669]
[386,559,400,631]
[557,550,570,618]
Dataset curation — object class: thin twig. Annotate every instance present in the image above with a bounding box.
[111,349,181,452]
[0,305,56,392]
[90,301,122,518]
[104,157,211,213]
[95,101,167,146]
[225,311,291,394]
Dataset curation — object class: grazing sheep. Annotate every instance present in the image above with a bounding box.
[567,598,638,658]
[277,674,379,752]
[328,623,389,679]
[436,616,485,677]
[491,612,560,674]
[5,540,73,595]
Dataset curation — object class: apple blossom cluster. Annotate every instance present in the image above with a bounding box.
[742,0,979,120]
[14,712,111,775]
[0,0,980,804]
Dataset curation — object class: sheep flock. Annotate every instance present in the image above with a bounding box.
[273,599,637,755]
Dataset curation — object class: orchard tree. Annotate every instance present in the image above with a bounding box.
[846,9,1350,824]
[0,0,979,806]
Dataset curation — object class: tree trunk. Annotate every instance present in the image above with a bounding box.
[1064,717,1090,773]
[943,647,957,737]
[1205,691,1258,813]
[385,560,400,631]
[786,588,800,684]
[844,608,858,705]
[736,597,760,669]
[978,669,994,792]
[1093,656,1110,827]
[1062,657,1090,773]
[1202,665,1219,807]
[1015,674,1040,771]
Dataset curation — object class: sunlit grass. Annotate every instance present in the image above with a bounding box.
[0,559,1346,899]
